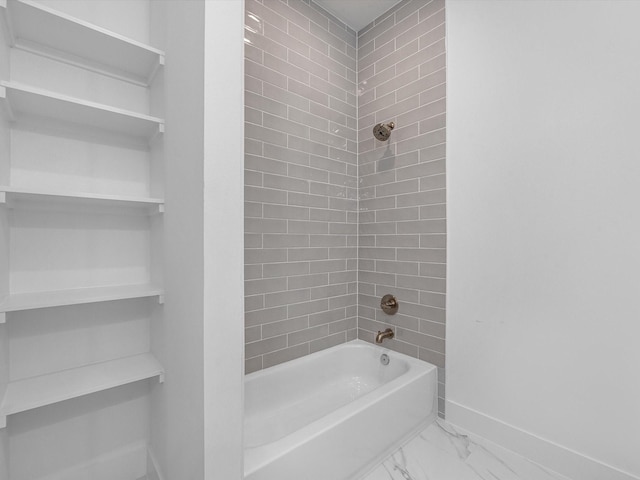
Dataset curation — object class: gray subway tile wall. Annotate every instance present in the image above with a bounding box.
[244,0,445,417]
[356,0,446,417]
[244,0,358,374]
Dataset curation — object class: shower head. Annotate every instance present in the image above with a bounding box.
[373,122,395,141]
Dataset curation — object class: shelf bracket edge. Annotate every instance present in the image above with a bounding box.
[0,414,5,429]
[0,312,5,324]
[157,294,165,305]
[158,371,165,384]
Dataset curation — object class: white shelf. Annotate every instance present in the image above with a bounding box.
[0,0,165,85]
[0,284,164,315]
[0,353,164,427]
[0,186,164,211]
[0,82,164,140]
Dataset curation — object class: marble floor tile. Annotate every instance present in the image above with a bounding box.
[360,420,569,480]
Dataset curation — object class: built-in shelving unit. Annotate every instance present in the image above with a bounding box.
[0,185,165,211]
[0,82,164,140]
[0,283,164,317]
[0,353,164,428]
[0,1,166,476]
[0,0,165,85]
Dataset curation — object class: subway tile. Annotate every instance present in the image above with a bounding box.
[420,143,446,162]
[244,248,287,264]
[245,217,286,234]
[264,22,309,57]
[376,66,420,99]
[263,143,309,166]
[245,91,287,117]
[289,78,329,106]
[245,264,262,281]
[420,173,446,191]
[376,179,419,197]
[329,317,355,334]
[264,173,309,193]
[309,307,345,327]
[246,335,287,358]
[245,123,288,147]
[288,163,329,183]
[263,233,310,248]
[263,82,310,112]
[263,343,310,368]
[328,20,356,48]
[397,275,446,293]
[420,262,446,278]
[245,356,262,374]
[288,299,330,317]
[310,102,347,125]
[246,0,288,32]
[401,301,446,323]
[245,200,262,218]
[375,234,420,248]
[245,58,287,89]
[396,219,446,234]
[420,291,446,309]
[264,204,310,220]
[245,106,263,126]
[262,315,309,338]
[420,234,447,248]
[310,208,346,222]
[245,277,287,296]
[289,324,329,346]
[419,0,445,23]
[419,348,445,368]
[245,325,262,344]
[396,189,446,208]
[310,48,347,78]
[288,192,329,208]
[265,288,310,307]
[419,22,446,51]
[376,260,419,275]
[310,259,347,273]
[397,328,444,353]
[288,136,329,157]
[263,112,310,138]
[376,39,419,74]
[289,0,329,30]
[310,284,347,300]
[288,21,328,55]
[289,220,329,234]
[310,332,346,353]
[287,272,329,287]
[244,29,287,60]
[396,38,445,75]
[359,12,395,48]
[263,53,309,85]
[359,247,396,260]
[245,233,262,248]
[288,106,330,131]
[245,305,288,327]
[245,294,264,312]
[245,185,287,205]
[263,261,310,278]
[420,204,447,219]
[397,68,446,102]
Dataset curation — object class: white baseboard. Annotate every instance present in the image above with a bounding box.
[446,400,639,480]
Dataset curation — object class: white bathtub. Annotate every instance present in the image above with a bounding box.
[244,339,437,480]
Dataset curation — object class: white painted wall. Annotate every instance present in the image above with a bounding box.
[446,2,640,480]
[149,1,205,478]
[202,1,245,478]
[150,1,245,478]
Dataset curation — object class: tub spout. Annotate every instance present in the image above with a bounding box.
[375,328,394,344]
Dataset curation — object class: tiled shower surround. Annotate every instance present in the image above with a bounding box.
[244,0,445,413]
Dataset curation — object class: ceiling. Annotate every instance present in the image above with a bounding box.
[313,0,404,32]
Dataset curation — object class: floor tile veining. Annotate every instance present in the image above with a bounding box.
[361,420,569,480]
